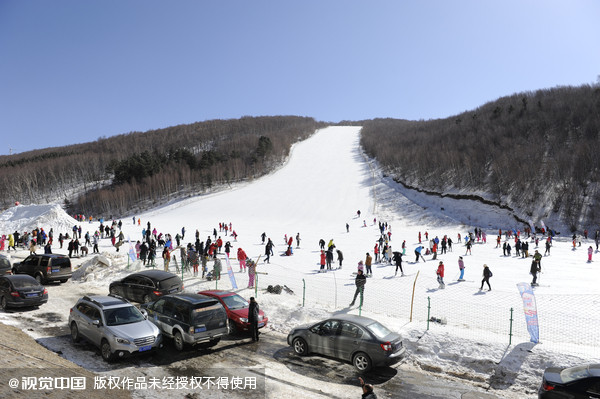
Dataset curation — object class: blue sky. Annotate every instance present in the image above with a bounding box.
[1,0,599,155]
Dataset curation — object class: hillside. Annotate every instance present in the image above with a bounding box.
[359,84,600,232]
[0,116,324,217]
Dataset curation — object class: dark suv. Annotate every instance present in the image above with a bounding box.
[142,293,228,351]
[0,255,12,275]
[12,254,72,284]
[109,270,183,304]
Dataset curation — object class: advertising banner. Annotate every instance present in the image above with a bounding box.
[517,282,540,343]
[225,253,238,289]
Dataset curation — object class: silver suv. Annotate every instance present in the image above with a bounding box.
[68,295,162,361]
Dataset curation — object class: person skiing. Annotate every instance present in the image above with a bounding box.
[265,239,273,263]
[326,248,334,270]
[436,261,445,289]
[319,250,326,272]
[588,246,593,262]
[237,247,247,272]
[533,250,542,270]
[414,246,425,262]
[247,259,256,288]
[530,259,541,286]
[350,269,366,306]
[480,264,492,291]
[458,256,465,281]
[392,251,404,276]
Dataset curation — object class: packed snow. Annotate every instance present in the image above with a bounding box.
[1,126,599,399]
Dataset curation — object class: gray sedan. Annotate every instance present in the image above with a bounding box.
[287,314,406,372]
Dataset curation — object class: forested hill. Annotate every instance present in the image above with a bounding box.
[359,84,600,232]
[0,116,324,217]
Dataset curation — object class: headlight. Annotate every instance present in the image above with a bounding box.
[239,317,248,323]
[115,337,130,345]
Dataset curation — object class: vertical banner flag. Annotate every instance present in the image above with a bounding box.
[517,283,540,343]
[127,236,137,264]
[225,253,238,289]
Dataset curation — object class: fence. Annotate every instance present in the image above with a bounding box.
[156,254,600,360]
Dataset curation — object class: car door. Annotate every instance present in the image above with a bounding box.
[0,278,9,300]
[312,320,340,357]
[585,378,600,398]
[76,303,96,343]
[86,306,103,346]
[19,256,39,274]
[121,276,139,301]
[335,321,364,361]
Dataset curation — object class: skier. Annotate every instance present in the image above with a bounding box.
[319,250,326,272]
[247,259,256,288]
[237,247,247,272]
[296,233,301,248]
[326,248,334,270]
[480,264,492,291]
[392,251,404,276]
[436,261,445,289]
[265,239,273,263]
[458,256,465,281]
[530,259,541,286]
[414,246,425,262]
[336,249,344,269]
[589,246,594,262]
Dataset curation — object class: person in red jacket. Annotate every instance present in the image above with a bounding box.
[436,261,445,289]
[216,237,223,253]
[319,250,326,272]
[237,247,247,272]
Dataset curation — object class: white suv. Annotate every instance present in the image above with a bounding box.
[68,295,162,361]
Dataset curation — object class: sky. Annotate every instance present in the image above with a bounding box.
[1,0,599,156]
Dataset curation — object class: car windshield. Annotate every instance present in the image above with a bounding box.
[11,278,40,289]
[366,321,393,339]
[560,365,592,383]
[104,306,145,326]
[221,294,248,310]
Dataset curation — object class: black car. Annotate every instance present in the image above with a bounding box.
[142,293,228,351]
[0,255,12,275]
[0,275,48,310]
[539,364,600,398]
[12,254,72,284]
[109,270,183,304]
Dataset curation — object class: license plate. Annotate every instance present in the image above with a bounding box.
[138,345,152,352]
[51,269,60,273]
[258,322,264,327]
[194,327,207,333]
[26,293,38,298]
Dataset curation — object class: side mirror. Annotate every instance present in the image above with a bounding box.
[92,319,102,327]
[140,309,148,319]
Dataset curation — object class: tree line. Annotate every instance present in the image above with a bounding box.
[0,116,324,218]
[359,84,600,231]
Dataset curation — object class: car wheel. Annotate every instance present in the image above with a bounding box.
[0,296,7,311]
[101,339,114,362]
[353,352,372,372]
[70,322,80,343]
[35,274,44,284]
[228,320,238,335]
[142,294,152,304]
[292,337,308,356]
[174,331,185,351]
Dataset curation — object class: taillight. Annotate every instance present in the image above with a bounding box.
[47,266,51,274]
[153,291,162,296]
[542,380,555,391]
[380,342,392,351]
[43,289,48,295]
[10,291,20,297]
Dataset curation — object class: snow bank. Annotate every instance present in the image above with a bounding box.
[0,203,78,235]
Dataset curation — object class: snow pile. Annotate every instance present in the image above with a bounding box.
[71,254,112,281]
[0,203,78,235]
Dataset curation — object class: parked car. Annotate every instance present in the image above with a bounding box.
[142,293,228,351]
[198,290,268,334]
[0,255,13,275]
[12,254,72,284]
[109,270,183,303]
[68,295,162,361]
[539,363,600,398]
[0,275,48,310]
[287,314,406,372]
